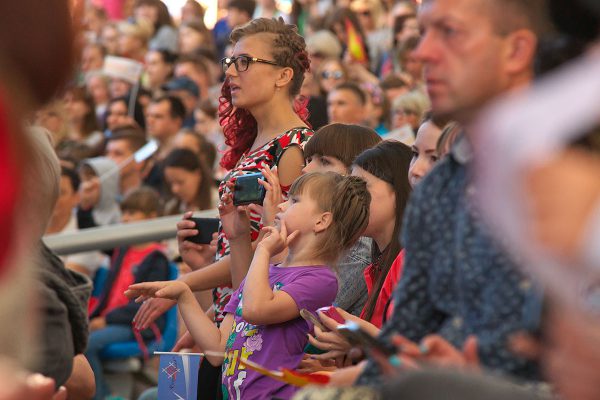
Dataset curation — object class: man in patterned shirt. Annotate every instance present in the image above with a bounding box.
[351,0,555,387]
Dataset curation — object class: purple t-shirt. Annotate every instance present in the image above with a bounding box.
[221,264,338,400]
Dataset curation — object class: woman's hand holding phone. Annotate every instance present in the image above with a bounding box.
[177,212,217,270]
[218,188,251,241]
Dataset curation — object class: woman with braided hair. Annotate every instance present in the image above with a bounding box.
[134,17,314,399]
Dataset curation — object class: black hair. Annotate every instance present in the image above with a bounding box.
[61,166,81,192]
[152,95,186,120]
[227,0,256,17]
[162,148,213,212]
[105,95,146,131]
[353,140,412,322]
[333,82,367,105]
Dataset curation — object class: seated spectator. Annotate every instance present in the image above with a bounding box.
[77,156,122,233]
[85,72,111,125]
[317,58,349,97]
[174,128,218,179]
[81,43,106,74]
[162,76,200,129]
[162,148,215,214]
[181,0,206,24]
[46,166,109,277]
[386,90,430,145]
[104,95,146,132]
[117,19,152,62]
[134,0,178,52]
[327,82,368,125]
[63,86,104,153]
[408,114,454,187]
[143,49,176,96]
[87,186,170,400]
[105,124,148,196]
[178,18,215,55]
[305,30,343,72]
[175,53,219,103]
[100,23,119,56]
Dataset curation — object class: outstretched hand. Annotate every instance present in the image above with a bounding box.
[126,280,191,303]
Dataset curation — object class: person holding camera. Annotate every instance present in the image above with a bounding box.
[134,17,314,399]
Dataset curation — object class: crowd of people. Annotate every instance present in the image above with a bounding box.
[0,0,599,399]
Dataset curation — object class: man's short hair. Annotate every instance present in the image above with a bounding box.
[227,0,256,17]
[332,82,367,105]
[484,0,554,36]
[61,166,81,193]
[106,125,147,153]
[152,95,186,120]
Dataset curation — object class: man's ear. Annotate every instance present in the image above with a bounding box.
[503,29,538,76]
[314,211,333,233]
[275,67,295,89]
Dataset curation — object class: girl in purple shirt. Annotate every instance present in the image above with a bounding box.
[127,172,371,399]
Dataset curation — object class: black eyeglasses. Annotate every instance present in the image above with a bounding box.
[221,55,280,73]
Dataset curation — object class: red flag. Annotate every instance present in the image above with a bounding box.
[345,18,368,63]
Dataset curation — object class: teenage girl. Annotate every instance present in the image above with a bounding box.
[127,172,370,399]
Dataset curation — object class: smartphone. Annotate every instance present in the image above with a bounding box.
[337,321,397,356]
[185,217,220,245]
[300,309,327,332]
[317,306,345,324]
[233,172,266,206]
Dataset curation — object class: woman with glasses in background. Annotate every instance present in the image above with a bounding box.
[316,57,349,96]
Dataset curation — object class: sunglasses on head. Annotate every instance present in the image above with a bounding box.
[321,70,344,80]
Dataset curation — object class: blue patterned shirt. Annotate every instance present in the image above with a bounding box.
[357,137,541,385]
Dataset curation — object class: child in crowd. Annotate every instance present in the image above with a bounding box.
[127,172,371,399]
[86,186,170,400]
[302,123,381,316]
[76,157,122,260]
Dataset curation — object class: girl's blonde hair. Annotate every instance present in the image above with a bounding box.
[289,172,370,265]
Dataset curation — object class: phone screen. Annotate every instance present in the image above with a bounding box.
[233,172,266,206]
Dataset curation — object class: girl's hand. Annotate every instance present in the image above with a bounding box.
[177,212,217,269]
[254,166,284,228]
[172,330,195,352]
[125,280,191,303]
[218,190,251,241]
[257,222,299,256]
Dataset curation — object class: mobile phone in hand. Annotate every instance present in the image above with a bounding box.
[233,172,266,206]
[317,306,345,324]
[337,321,397,357]
[185,217,220,245]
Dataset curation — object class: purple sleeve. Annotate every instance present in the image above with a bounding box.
[223,281,244,315]
[280,269,338,313]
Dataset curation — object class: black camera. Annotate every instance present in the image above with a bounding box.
[233,172,266,206]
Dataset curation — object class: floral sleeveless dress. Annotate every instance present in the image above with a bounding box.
[212,127,314,325]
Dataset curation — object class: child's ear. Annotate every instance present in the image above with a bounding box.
[314,212,333,234]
